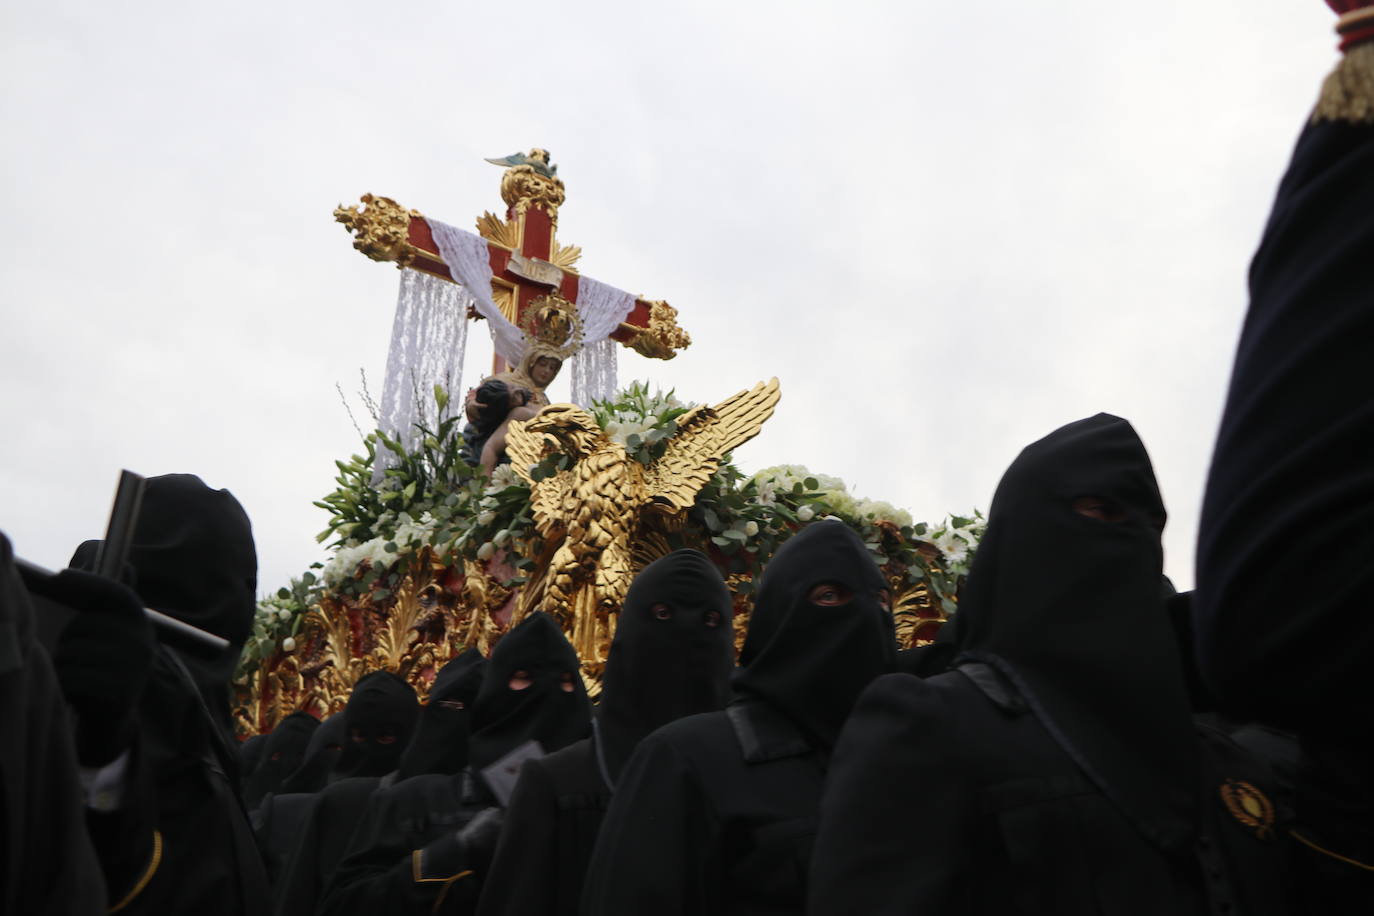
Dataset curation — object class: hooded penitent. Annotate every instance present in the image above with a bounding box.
[955,413,1199,852]
[733,519,896,751]
[242,711,319,810]
[468,611,591,774]
[596,549,735,783]
[69,473,257,725]
[279,712,348,794]
[397,648,487,779]
[332,671,420,780]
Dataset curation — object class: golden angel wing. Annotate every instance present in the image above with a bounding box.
[505,417,572,541]
[643,378,781,515]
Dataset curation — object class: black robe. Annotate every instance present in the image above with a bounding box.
[1193,46,1374,904]
[809,666,1290,916]
[478,549,736,916]
[581,522,895,916]
[252,789,321,892]
[0,532,105,915]
[270,775,384,916]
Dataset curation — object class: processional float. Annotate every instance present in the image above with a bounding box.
[233,151,956,735]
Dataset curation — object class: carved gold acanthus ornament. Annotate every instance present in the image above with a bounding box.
[234,547,529,732]
[626,299,692,360]
[504,379,781,673]
[499,164,566,227]
[892,578,946,648]
[333,194,421,267]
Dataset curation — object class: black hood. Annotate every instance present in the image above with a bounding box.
[241,710,318,809]
[332,671,419,780]
[597,549,735,782]
[468,612,591,773]
[733,520,896,751]
[397,649,487,779]
[956,413,1199,852]
[70,473,257,694]
[279,712,347,794]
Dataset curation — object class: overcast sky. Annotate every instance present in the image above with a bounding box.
[1,0,1337,596]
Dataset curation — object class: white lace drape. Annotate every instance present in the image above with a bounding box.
[373,269,469,479]
[379,222,637,432]
[569,274,636,406]
[569,335,619,407]
[427,218,526,365]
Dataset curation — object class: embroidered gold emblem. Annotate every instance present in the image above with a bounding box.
[1219,779,1275,840]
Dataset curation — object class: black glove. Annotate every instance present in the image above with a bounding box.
[44,569,154,766]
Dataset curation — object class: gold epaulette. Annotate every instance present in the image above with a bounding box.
[1314,21,1374,124]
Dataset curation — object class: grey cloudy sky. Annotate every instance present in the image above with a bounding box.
[1,0,1336,596]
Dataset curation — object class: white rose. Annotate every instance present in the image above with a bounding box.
[744,521,759,537]
[494,528,510,547]
[477,542,496,561]
[477,510,495,527]
[797,505,815,522]
[282,636,297,652]
[278,608,292,622]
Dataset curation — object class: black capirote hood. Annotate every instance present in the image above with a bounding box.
[956,413,1200,852]
[333,670,419,779]
[733,519,896,751]
[70,473,257,691]
[397,648,486,779]
[279,712,347,794]
[468,611,590,773]
[242,710,318,809]
[597,549,735,782]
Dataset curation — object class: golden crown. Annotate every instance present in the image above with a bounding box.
[521,293,583,363]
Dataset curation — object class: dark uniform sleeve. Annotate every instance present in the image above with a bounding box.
[580,732,721,916]
[1194,47,1374,741]
[808,673,973,915]
[474,760,557,916]
[0,536,106,915]
[318,780,481,916]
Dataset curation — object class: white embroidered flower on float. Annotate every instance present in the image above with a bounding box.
[932,528,969,566]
